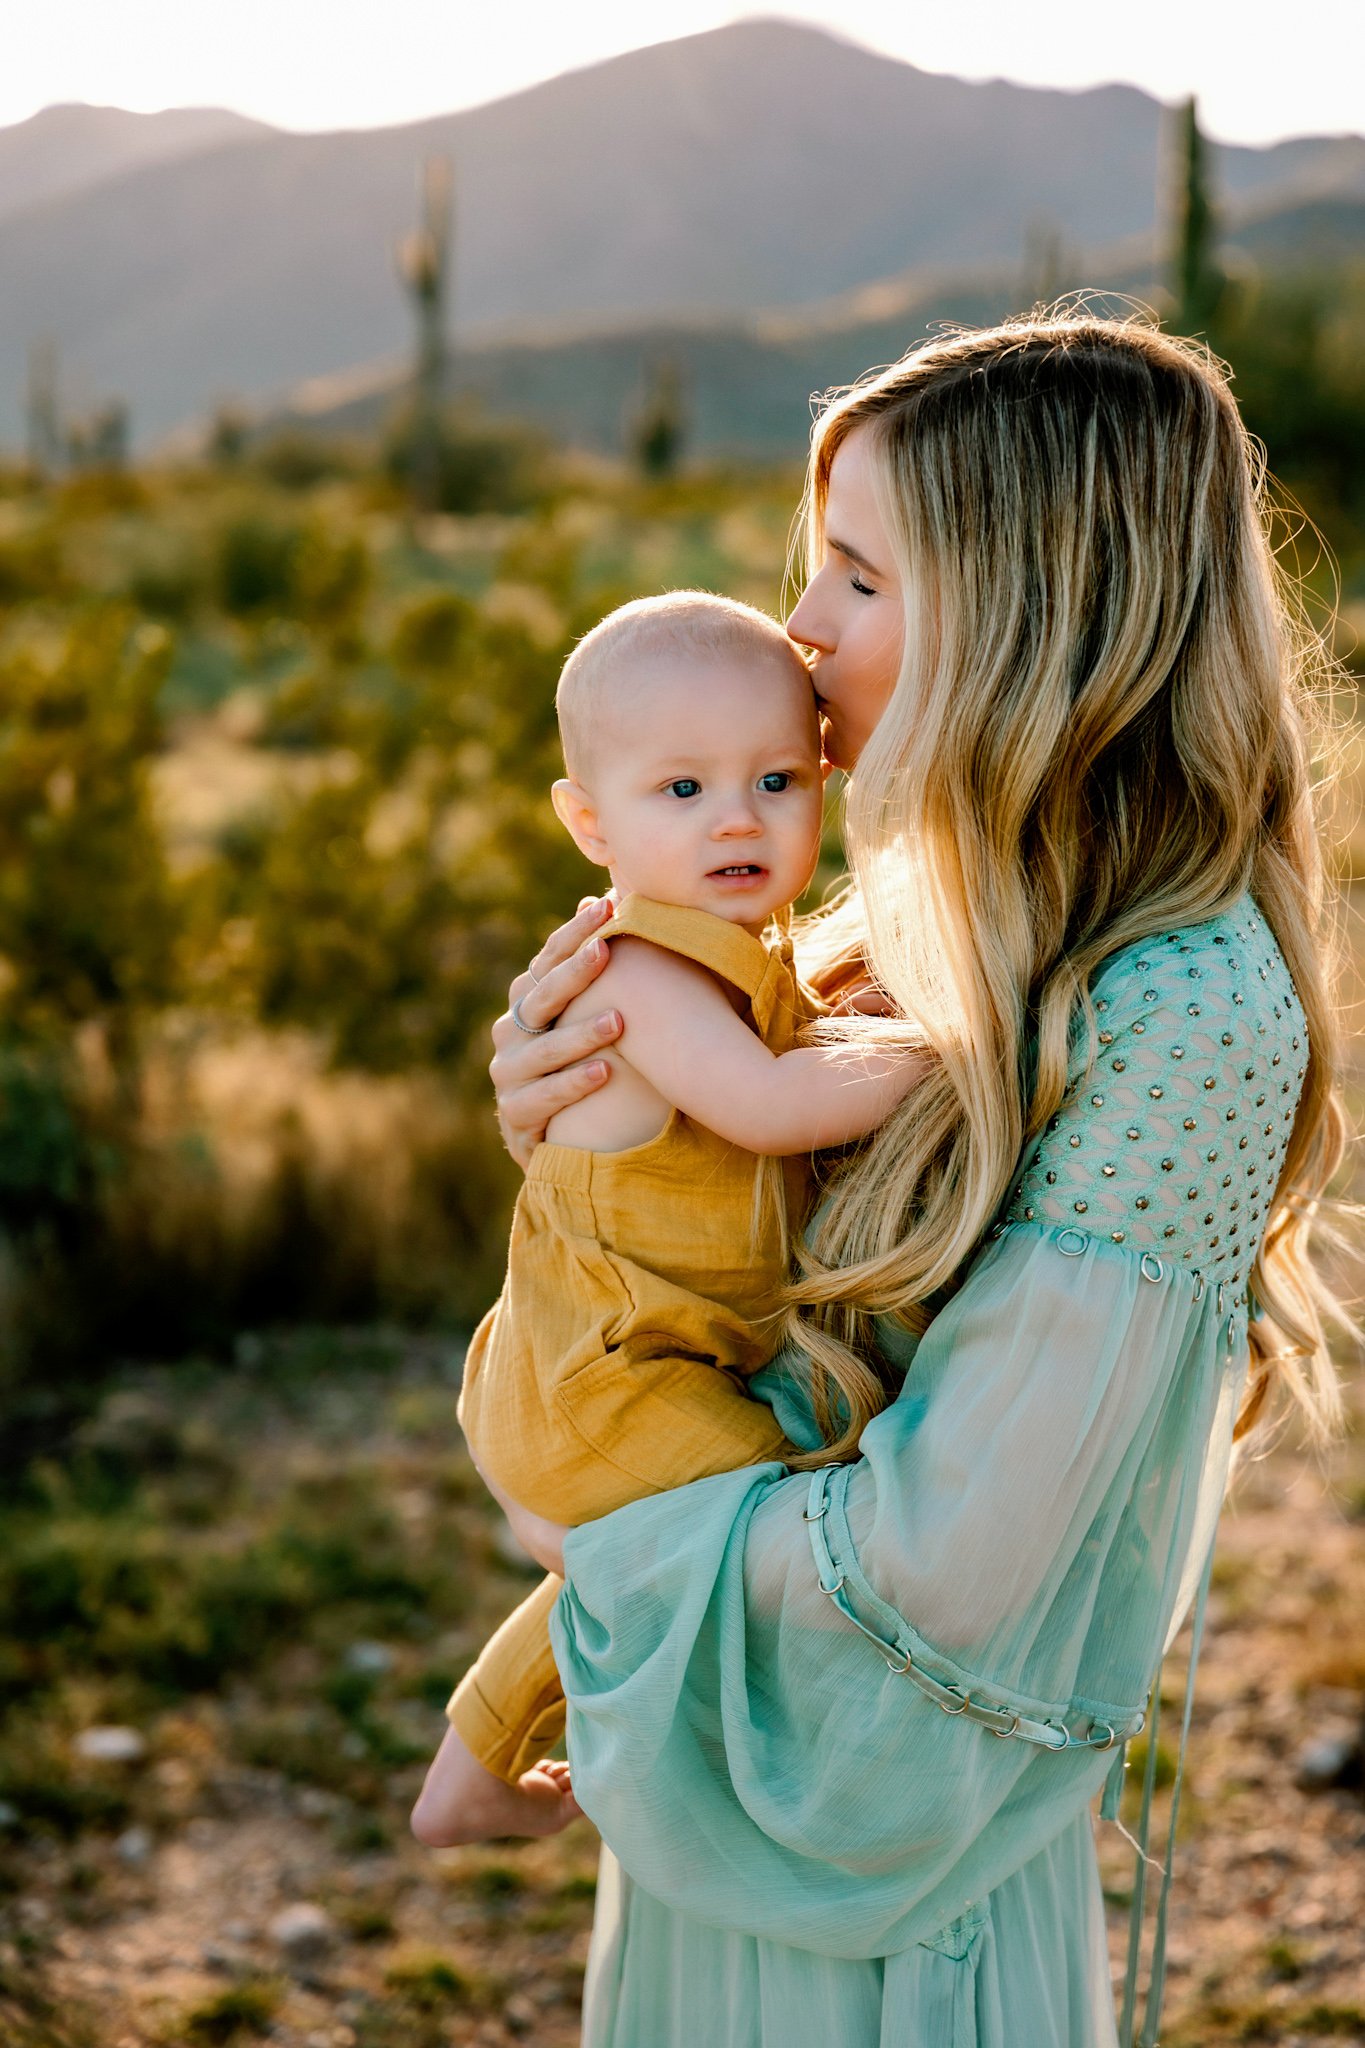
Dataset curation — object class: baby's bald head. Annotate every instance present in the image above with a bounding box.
[556,591,811,785]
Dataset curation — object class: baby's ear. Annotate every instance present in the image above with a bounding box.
[551,778,610,867]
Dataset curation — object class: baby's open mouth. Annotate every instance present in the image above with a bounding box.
[709,864,765,878]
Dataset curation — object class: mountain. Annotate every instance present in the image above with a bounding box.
[266,190,1365,464]
[0,18,1360,448]
[0,103,273,225]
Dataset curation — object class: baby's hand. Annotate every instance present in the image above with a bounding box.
[410,1723,580,1847]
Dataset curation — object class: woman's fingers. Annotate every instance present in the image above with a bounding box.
[495,1059,612,1170]
[525,896,612,987]
[491,1009,621,1084]
[506,928,613,1036]
[488,898,618,1168]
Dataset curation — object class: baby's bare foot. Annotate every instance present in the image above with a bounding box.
[411,1726,580,1847]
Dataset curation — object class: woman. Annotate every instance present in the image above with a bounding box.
[473,315,1349,2046]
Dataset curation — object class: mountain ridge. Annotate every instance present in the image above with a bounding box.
[257,185,1365,463]
[0,102,275,226]
[1,18,1360,448]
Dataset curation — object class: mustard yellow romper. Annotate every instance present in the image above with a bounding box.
[449,894,820,1782]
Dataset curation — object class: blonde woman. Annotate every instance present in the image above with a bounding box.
[456,315,1350,2046]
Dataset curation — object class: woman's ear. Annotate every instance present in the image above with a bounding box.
[552,778,611,867]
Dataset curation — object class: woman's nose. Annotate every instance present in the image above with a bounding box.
[786,582,831,654]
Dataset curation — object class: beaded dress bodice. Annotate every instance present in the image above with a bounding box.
[1003,897,1306,1306]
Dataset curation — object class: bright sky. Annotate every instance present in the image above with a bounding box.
[2,0,1360,146]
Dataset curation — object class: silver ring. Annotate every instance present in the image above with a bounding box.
[511,995,551,1037]
[526,961,544,988]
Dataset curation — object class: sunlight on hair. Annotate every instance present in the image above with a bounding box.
[780,302,1358,1466]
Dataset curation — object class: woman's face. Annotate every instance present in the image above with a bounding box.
[786,425,906,772]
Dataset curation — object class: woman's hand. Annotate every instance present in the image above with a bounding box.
[491,897,624,1170]
[808,957,897,1017]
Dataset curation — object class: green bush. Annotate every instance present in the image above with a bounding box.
[215,514,304,616]
[383,404,548,515]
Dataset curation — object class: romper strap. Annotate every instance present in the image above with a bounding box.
[602,893,778,1004]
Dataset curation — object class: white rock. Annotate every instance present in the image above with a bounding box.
[343,1641,395,1676]
[269,1902,336,1962]
[296,1786,339,1819]
[0,1801,19,1827]
[114,1825,152,1865]
[74,1726,146,1764]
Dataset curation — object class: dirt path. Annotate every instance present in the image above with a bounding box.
[1,1348,1360,2048]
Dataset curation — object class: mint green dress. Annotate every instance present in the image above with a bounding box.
[549,897,1306,2048]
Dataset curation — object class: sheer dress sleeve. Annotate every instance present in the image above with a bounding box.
[550,902,1306,1958]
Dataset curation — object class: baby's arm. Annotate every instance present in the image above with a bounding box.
[583,938,928,1156]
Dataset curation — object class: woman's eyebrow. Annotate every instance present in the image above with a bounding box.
[826,533,886,578]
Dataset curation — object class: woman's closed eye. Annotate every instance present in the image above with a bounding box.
[849,571,877,597]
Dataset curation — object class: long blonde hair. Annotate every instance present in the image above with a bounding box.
[784,310,1354,1466]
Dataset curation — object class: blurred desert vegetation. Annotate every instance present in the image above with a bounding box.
[0,419,829,1441]
[2,238,1363,1446]
[0,48,1363,2043]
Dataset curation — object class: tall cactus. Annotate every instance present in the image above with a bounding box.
[631,356,687,480]
[24,339,62,478]
[396,155,454,512]
[1169,96,1224,335]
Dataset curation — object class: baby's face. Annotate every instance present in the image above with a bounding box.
[583,648,823,929]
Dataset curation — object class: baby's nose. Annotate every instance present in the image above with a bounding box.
[713,801,762,835]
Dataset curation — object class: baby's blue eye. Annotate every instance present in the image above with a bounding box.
[666,778,701,799]
[758,772,792,792]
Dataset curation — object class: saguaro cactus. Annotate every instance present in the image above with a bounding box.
[24,339,62,478]
[396,155,454,512]
[1169,96,1224,336]
[631,356,687,480]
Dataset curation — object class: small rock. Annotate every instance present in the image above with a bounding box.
[297,1787,340,1819]
[343,1640,395,1676]
[114,1825,152,1866]
[270,1902,336,1963]
[503,1993,536,2035]
[74,1726,146,1765]
[0,1800,19,1828]
[223,1920,254,1943]
[1293,1731,1364,1792]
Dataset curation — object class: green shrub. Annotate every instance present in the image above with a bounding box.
[177,1979,283,2046]
[215,515,303,616]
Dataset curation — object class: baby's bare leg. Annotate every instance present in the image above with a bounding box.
[411,1722,579,1847]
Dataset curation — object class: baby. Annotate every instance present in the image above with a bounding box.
[413,591,927,1844]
